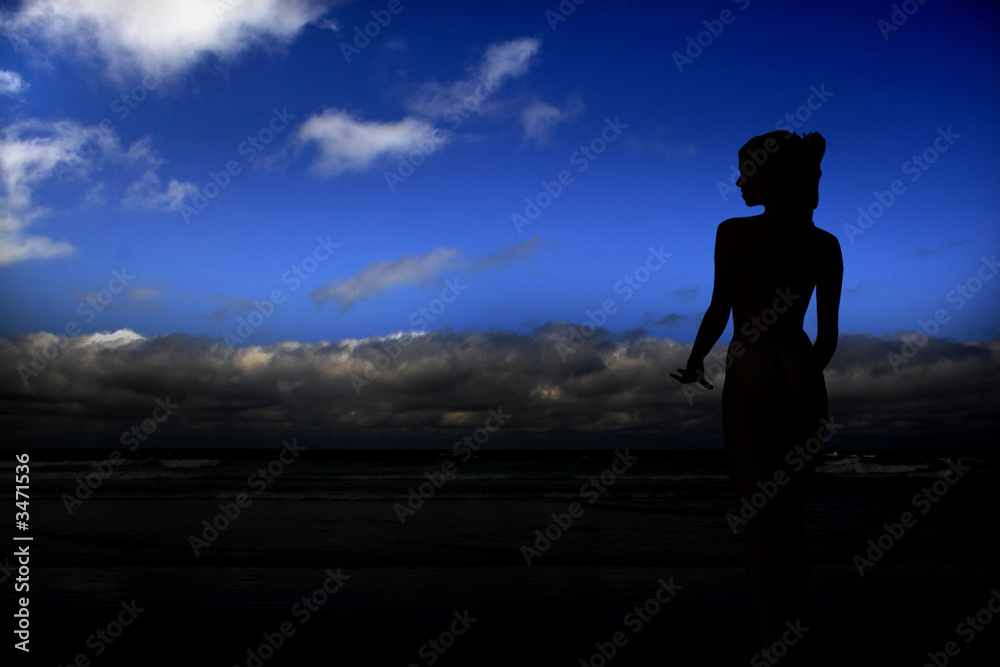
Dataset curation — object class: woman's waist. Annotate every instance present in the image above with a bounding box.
[731,323,811,345]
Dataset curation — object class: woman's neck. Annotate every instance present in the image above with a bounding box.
[762,204,813,226]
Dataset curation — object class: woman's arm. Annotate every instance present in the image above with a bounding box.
[673,221,734,385]
[813,233,843,370]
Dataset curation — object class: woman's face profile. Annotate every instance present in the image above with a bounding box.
[736,148,769,207]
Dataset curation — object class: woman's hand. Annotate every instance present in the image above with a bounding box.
[670,362,714,389]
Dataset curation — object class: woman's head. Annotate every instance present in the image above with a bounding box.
[736,131,825,211]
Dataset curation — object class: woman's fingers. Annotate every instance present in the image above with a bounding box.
[671,368,714,390]
[671,370,714,390]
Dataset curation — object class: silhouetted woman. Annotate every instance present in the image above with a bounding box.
[672,130,843,649]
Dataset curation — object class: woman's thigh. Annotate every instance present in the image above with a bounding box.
[722,342,824,495]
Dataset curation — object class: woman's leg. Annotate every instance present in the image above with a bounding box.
[725,347,822,647]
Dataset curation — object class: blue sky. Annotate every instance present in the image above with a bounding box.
[0,0,998,448]
[2,0,997,346]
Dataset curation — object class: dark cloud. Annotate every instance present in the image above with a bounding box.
[196,293,257,320]
[910,240,968,257]
[844,280,903,295]
[666,286,700,300]
[1,329,997,450]
[654,313,691,327]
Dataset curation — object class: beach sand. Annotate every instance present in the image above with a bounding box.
[16,450,999,665]
[29,561,999,666]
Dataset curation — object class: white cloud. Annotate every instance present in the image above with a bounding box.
[318,18,340,32]
[297,109,444,176]
[0,119,112,265]
[480,37,541,84]
[126,285,170,311]
[0,70,28,96]
[293,37,542,178]
[310,238,540,310]
[311,246,465,310]
[0,0,333,79]
[520,96,584,144]
[128,286,165,301]
[82,183,107,207]
[0,119,196,265]
[475,237,540,271]
[121,169,198,212]
[0,214,74,265]
[626,135,699,159]
[0,119,115,208]
[406,37,541,120]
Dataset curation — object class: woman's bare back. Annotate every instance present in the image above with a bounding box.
[717,213,841,483]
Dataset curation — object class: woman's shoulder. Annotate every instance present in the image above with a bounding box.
[808,224,843,252]
[717,215,764,234]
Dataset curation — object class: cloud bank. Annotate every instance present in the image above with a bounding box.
[2,329,996,450]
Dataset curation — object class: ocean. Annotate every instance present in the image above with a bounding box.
[5,447,998,665]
